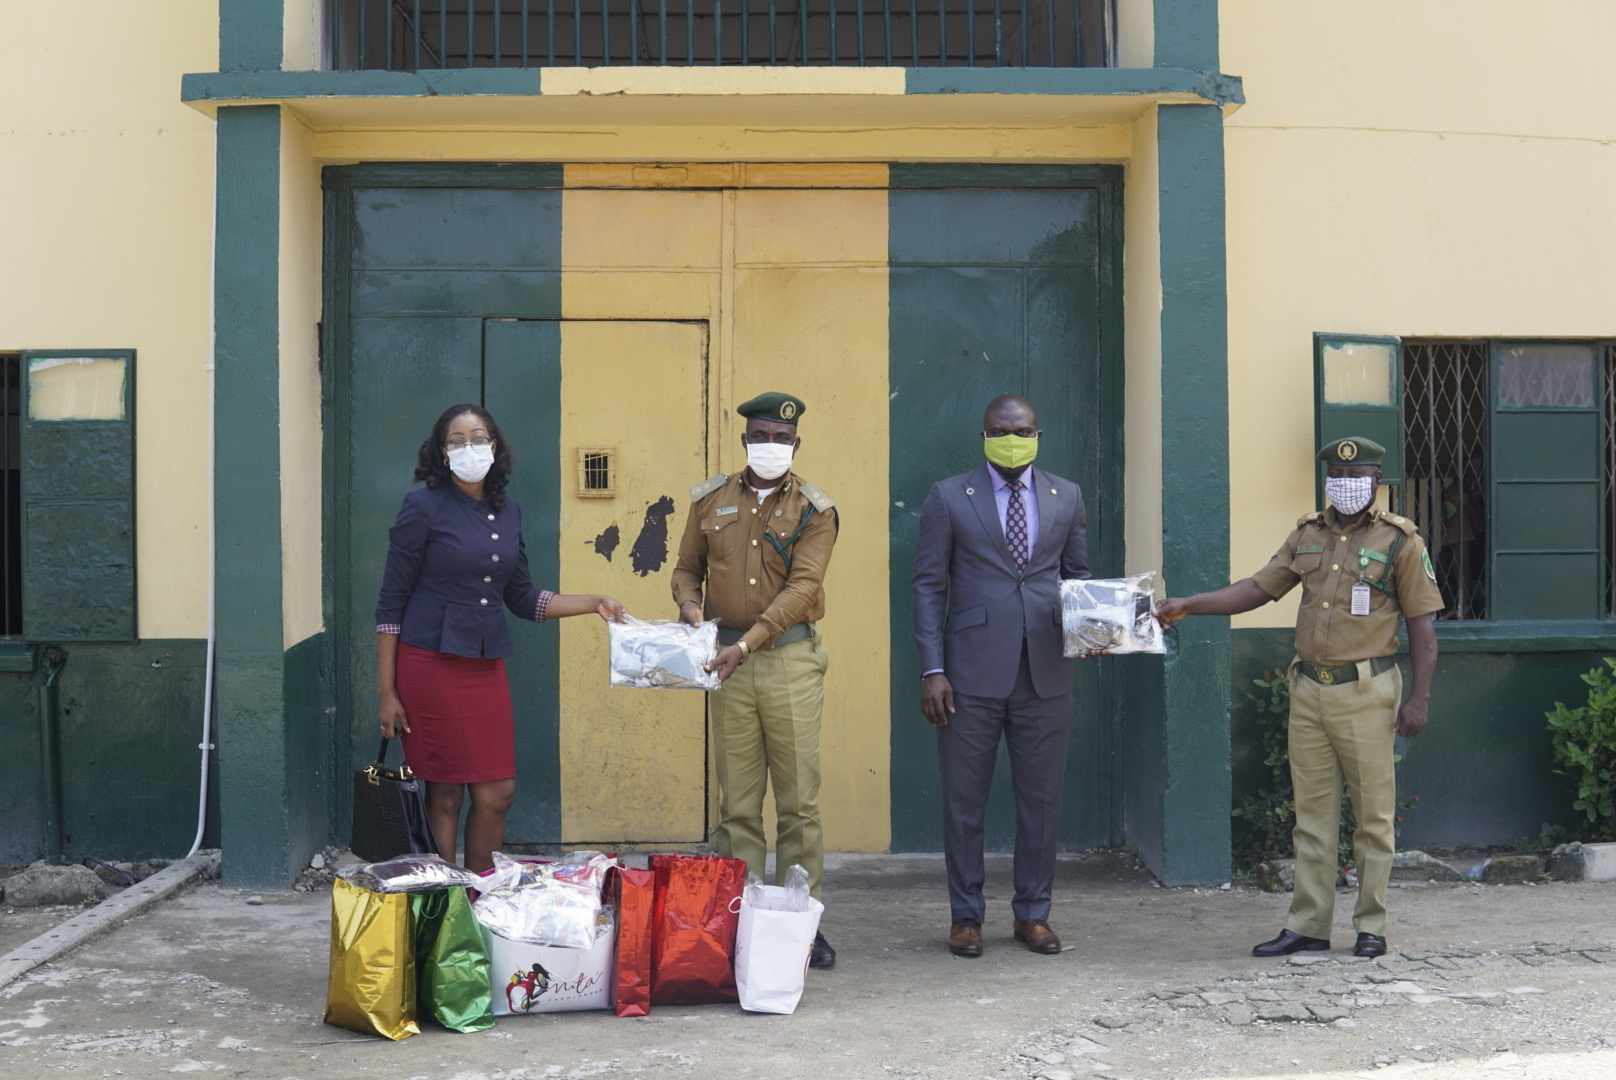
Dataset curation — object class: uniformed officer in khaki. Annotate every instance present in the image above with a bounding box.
[1156,437,1441,958]
[670,391,839,969]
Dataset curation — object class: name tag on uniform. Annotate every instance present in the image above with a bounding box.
[1350,583,1371,616]
[714,505,739,516]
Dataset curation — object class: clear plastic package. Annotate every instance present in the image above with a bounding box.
[608,615,721,690]
[742,864,814,913]
[1059,572,1166,656]
[471,851,616,950]
[338,853,483,893]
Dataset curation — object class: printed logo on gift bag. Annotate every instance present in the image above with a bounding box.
[506,962,553,1013]
[505,960,609,1013]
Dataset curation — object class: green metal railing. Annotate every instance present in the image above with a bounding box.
[328,0,1112,69]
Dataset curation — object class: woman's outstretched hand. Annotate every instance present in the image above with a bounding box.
[595,596,628,622]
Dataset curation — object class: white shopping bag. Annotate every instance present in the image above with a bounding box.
[732,887,824,1015]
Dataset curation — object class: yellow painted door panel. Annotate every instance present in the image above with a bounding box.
[558,319,710,844]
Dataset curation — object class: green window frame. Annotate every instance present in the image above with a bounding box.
[1313,333,1403,508]
[1489,341,1603,621]
[18,349,137,642]
[1315,335,1615,630]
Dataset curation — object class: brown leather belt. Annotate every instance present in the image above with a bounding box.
[1295,655,1397,686]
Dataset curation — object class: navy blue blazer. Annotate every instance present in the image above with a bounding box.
[910,463,1090,699]
[375,484,548,660]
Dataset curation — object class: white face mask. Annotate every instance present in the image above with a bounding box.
[447,443,495,483]
[1325,475,1375,516]
[745,442,795,482]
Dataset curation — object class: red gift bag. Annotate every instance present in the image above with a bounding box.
[613,867,655,1017]
[649,854,747,1005]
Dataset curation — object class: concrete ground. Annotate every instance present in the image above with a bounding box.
[1,852,1614,1080]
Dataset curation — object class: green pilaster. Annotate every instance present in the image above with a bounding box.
[1153,0,1219,71]
[1129,103,1232,885]
[214,105,294,889]
[220,0,284,72]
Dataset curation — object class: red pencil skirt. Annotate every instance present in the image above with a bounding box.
[395,641,516,784]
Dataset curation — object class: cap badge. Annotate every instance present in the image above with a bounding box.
[779,400,797,420]
[1338,440,1359,461]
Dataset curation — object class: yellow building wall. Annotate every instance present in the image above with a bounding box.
[0,2,217,640]
[1123,108,1163,578]
[279,111,325,649]
[1115,0,1155,68]
[285,0,323,69]
[1221,0,1616,627]
[312,122,1131,168]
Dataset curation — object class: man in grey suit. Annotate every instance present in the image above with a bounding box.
[911,394,1093,958]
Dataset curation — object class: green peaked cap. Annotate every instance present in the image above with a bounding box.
[1316,436,1385,466]
[737,391,806,425]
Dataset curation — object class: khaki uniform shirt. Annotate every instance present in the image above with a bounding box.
[670,472,838,652]
[1250,508,1445,668]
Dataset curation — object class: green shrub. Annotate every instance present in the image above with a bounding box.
[1232,670,1296,865]
[1545,659,1616,841]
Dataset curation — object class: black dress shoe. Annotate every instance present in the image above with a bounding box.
[809,932,836,970]
[1252,929,1330,957]
[1354,932,1387,958]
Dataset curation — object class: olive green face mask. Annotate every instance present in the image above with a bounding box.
[984,433,1039,470]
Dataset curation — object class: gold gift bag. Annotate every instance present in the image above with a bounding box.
[324,877,421,1040]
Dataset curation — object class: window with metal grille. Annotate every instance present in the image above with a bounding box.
[1607,344,1616,618]
[1318,335,1616,624]
[1402,341,1488,621]
[577,447,615,497]
[327,0,1114,70]
[2,355,20,637]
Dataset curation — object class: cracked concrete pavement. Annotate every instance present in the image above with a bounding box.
[1,852,1614,1080]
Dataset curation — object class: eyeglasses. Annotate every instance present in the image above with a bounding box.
[444,437,494,451]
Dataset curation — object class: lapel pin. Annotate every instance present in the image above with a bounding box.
[965,487,975,495]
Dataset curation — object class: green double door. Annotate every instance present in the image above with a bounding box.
[328,165,1124,853]
[886,167,1124,852]
[342,314,564,840]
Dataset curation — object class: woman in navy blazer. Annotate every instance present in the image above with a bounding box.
[376,404,624,871]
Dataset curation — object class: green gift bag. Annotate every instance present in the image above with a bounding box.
[412,887,495,1032]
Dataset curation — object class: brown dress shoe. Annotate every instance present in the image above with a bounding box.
[947,920,983,957]
[1013,919,1061,954]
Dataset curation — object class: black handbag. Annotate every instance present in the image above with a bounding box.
[350,737,440,863]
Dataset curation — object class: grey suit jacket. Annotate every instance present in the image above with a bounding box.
[911,463,1091,699]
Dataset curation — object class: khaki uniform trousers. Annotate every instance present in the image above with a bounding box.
[1285,661,1402,941]
[709,633,827,899]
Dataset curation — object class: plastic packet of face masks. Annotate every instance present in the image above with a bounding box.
[608,615,721,691]
[471,851,617,949]
[1059,572,1166,656]
[338,853,484,894]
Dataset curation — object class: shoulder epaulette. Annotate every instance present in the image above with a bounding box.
[1296,510,1326,527]
[1376,511,1420,537]
[796,480,835,512]
[689,474,729,501]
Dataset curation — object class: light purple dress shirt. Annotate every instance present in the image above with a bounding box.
[992,469,1040,561]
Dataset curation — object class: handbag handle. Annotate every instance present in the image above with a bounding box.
[365,736,417,783]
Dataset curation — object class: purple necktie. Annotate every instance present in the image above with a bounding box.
[1006,480,1029,569]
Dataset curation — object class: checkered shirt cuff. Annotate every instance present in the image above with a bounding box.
[376,623,402,635]
[535,590,556,623]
